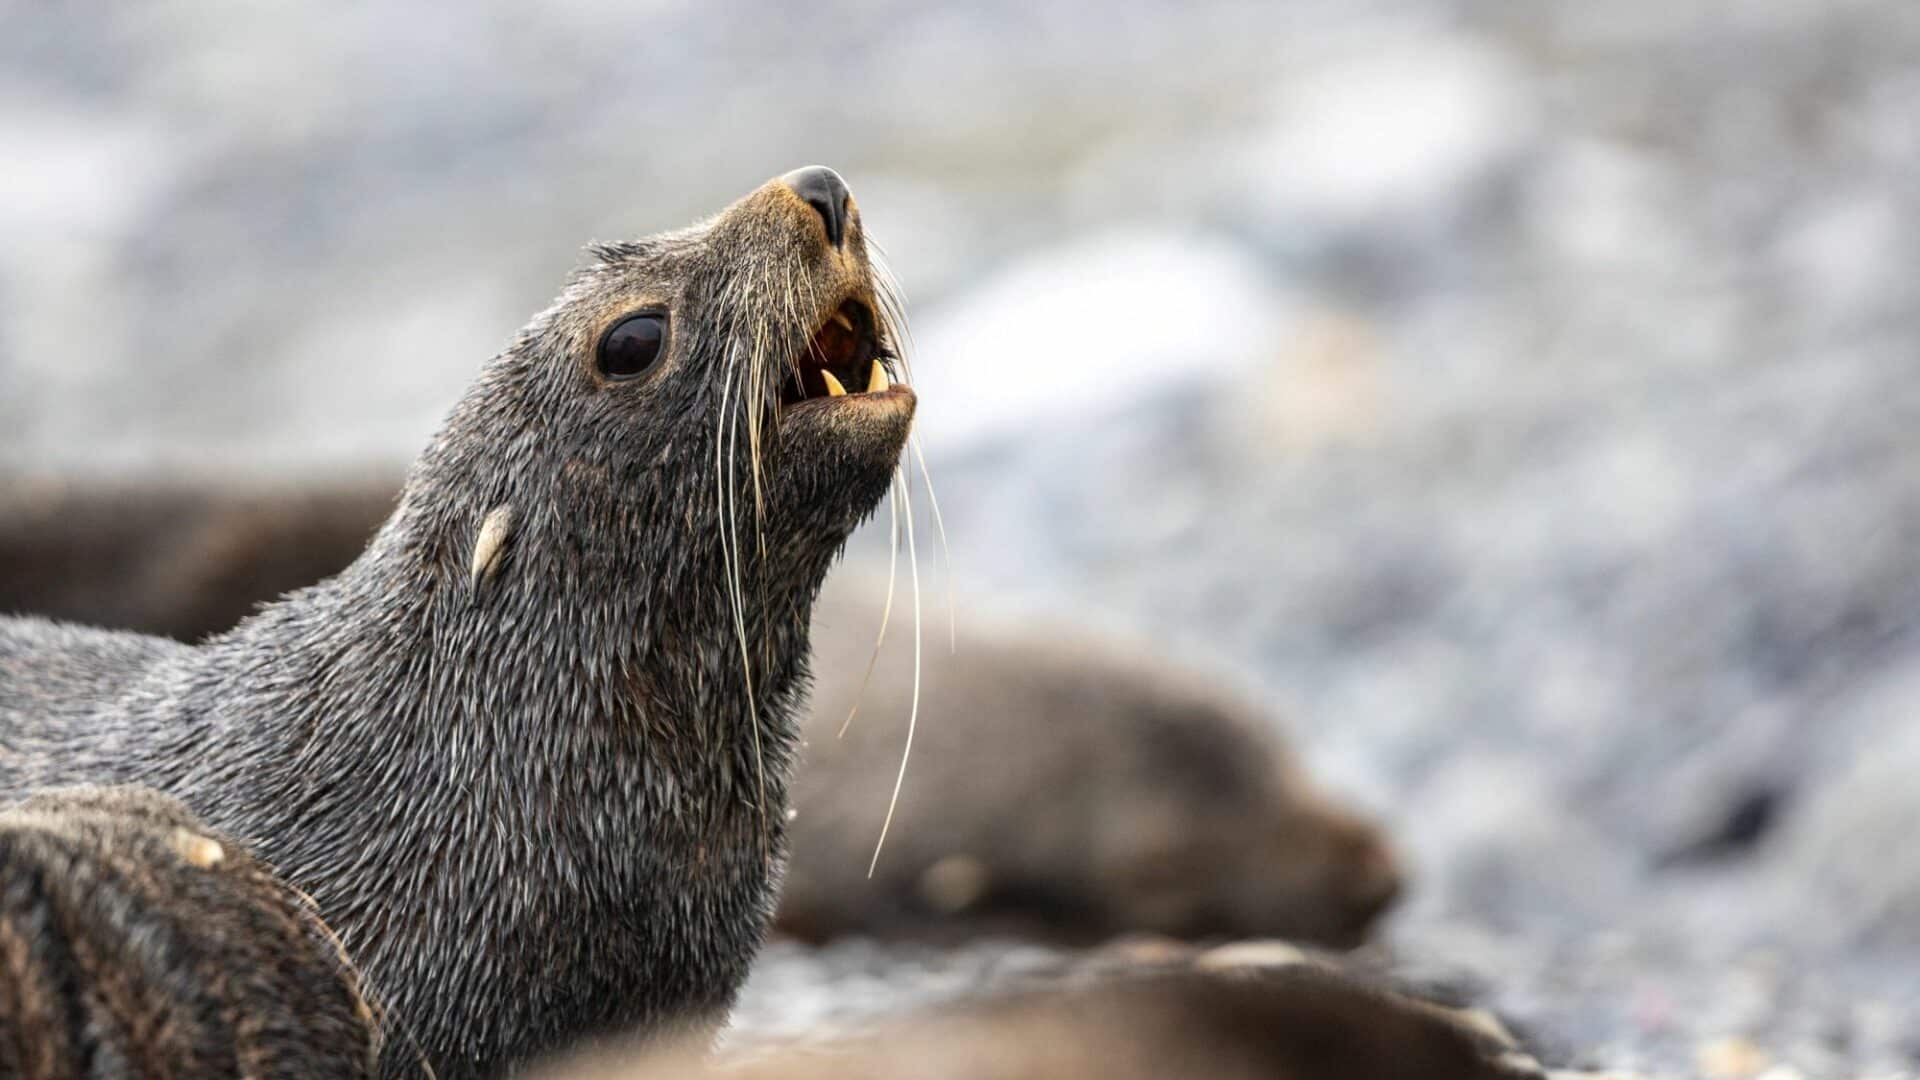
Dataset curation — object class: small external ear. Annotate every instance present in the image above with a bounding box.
[469,504,516,594]
[169,827,226,869]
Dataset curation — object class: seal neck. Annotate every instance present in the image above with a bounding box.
[192,475,818,862]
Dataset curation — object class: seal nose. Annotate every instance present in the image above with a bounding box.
[782,165,850,249]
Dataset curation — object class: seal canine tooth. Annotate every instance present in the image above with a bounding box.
[867,360,889,394]
[821,370,848,397]
[830,310,855,332]
[469,503,515,590]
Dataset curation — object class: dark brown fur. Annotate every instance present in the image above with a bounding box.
[0,786,380,1078]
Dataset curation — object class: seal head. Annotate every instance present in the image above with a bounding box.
[414,164,915,595]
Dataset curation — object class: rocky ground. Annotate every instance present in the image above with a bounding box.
[6,1,1920,1075]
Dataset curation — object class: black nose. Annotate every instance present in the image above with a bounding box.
[782,165,850,249]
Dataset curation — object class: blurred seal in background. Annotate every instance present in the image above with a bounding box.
[542,960,1540,1080]
[0,472,402,642]
[786,577,1403,947]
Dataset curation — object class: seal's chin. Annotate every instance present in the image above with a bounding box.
[770,295,915,530]
[774,295,916,500]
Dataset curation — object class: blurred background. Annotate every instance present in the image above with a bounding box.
[5,0,1920,1074]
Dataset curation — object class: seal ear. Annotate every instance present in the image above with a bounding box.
[469,504,516,594]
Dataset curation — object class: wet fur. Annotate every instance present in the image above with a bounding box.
[0,175,914,1076]
[0,786,380,1078]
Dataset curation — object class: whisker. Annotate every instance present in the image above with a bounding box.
[868,246,947,649]
[908,433,956,653]
[716,351,770,846]
[731,399,770,845]
[867,465,921,878]
[747,265,776,552]
[838,474,903,739]
[755,270,821,681]
[868,241,917,384]
[752,278,779,679]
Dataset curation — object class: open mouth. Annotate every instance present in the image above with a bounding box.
[779,297,898,410]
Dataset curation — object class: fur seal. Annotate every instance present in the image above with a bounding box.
[542,962,1541,1080]
[0,786,381,1078]
[781,582,1403,947]
[0,166,915,1076]
[0,473,400,642]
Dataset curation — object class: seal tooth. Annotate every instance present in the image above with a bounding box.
[867,360,889,394]
[821,370,848,397]
[830,311,855,332]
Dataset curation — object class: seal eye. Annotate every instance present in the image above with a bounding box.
[598,314,666,380]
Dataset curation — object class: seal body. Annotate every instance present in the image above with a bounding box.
[0,168,915,1076]
[0,786,380,1078]
[540,963,1539,1080]
[784,583,1402,947]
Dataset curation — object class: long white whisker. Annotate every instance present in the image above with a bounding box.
[717,354,769,841]
[839,475,902,739]
[868,466,921,878]
[908,433,955,653]
[714,353,744,667]
[868,241,917,384]
[748,265,777,556]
